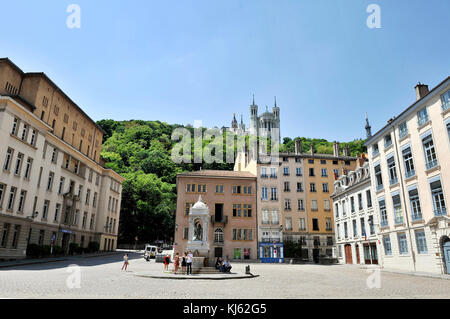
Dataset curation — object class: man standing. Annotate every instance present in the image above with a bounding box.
[186,250,193,275]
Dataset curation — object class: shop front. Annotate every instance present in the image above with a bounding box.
[259,242,284,263]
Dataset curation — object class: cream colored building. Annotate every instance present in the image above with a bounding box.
[365,78,450,275]
[0,58,124,260]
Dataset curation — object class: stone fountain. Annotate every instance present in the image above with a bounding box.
[186,196,210,270]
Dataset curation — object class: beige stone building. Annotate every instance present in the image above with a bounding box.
[235,139,357,262]
[173,170,257,264]
[365,78,450,275]
[0,58,124,260]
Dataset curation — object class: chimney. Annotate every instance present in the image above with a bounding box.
[295,139,303,155]
[343,145,351,157]
[333,142,340,157]
[309,144,314,155]
[415,82,429,101]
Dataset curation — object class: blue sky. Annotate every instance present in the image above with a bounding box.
[1,0,449,142]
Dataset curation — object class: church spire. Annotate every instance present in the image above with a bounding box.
[252,94,255,106]
[274,96,277,107]
[365,112,372,138]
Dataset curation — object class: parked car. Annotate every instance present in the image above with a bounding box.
[143,244,158,261]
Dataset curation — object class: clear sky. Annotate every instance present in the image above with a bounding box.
[1,0,449,142]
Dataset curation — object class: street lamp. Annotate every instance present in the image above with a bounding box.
[26,211,38,220]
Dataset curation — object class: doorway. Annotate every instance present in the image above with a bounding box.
[313,249,320,263]
[344,244,352,264]
[443,237,450,275]
[215,204,224,222]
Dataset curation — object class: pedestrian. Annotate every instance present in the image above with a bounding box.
[215,257,223,270]
[121,253,129,271]
[174,252,180,274]
[186,250,193,275]
[163,254,170,271]
[181,252,187,274]
[223,259,232,273]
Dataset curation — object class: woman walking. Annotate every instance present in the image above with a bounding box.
[121,253,129,271]
[181,252,187,274]
[174,252,180,274]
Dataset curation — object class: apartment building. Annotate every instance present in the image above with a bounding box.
[331,157,380,265]
[235,139,357,262]
[0,58,124,260]
[174,170,257,264]
[364,78,450,275]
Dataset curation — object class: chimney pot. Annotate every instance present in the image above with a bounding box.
[295,139,303,155]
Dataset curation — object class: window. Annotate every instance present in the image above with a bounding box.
[284,181,290,192]
[284,199,291,210]
[18,190,26,213]
[42,200,50,220]
[11,118,19,135]
[30,130,37,146]
[1,223,10,247]
[326,218,332,231]
[417,108,429,126]
[415,231,428,254]
[368,216,375,235]
[298,199,304,211]
[73,210,79,226]
[51,148,57,163]
[260,167,268,178]
[271,210,279,225]
[285,217,292,230]
[430,178,446,216]
[442,89,450,111]
[85,189,91,205]
[232,185,241,194]
[312,218,319,231]
[21,124,28,141]
[183,227,189,240]
[321,168,327,177]
[324,199,330,211]
[14,153,23,175]
[244,204,252,217]
[54,204,61,222]
[310,183,316,192]
[214,228,224,243]
[352,219,357,237]
[47,172,54,191]
[422,133,437,170]
[295,157,301,163]
[387,156,398,185]
[372,144,379,156]
[296,167,302,176]
[309,168,315,176]
[360,218,366,237]
[398,233,408,255]
[11,225,21,249]
[58,177,65,195]
[383,236,392,255]
[333,169,339,178]
[296,182,303,192]
[283,167,289,176]
[311,200,318,211]
[232,204,242,217]
[90,214,95,230]
[82,212,88,229]
[270,187,278,201]
[335,203,339,217]
[379,198,388,227]
[308,159,314,164]
[299,218,306,231]
[350,196,355,212]
[322,183,329,193]
[261,187,268,201]
[215,185,224,193]
[408,187,422,221]
[93,192,97,208]
[357,193,363,211]
[7,187,16,211]
[392,193,403,224]
[262,209,269,224]
[374,164,383,190]
[24,157,32,179]
[384,134,392,148]
[366,190,372,208]
[398,122,408,139]
[270,167,277,178]
[402,146,415,178]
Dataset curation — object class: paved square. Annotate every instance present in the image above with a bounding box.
[0,252,449,298]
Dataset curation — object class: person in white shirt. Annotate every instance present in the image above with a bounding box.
[186,250,193,275]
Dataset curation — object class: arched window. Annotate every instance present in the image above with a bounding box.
[214,228,224,244]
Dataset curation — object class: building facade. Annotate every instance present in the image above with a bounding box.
[235,139,357,262]
[365,78,450,275]
[0,58,124,260]
[332,158,380,265]
[174,170,258,264]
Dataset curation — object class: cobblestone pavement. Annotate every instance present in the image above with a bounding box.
[0,252,449,299]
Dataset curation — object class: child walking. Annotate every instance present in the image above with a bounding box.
[121,253,129,271]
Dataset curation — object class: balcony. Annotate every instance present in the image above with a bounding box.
[380,219,389,228]
[405,170,416,179]
[418,117,429,127]
[434,207,447,217]
[270,175,277,179]
[411,212,423,221]
[271,220,279,225]
[261,174,268,179]
[394,216,404,225]
[261,220,270,225]
[211,215,228,225]
[426,160,438,170]
[389,178,398,186]
[376,184,384,192]
[443,102,450,112]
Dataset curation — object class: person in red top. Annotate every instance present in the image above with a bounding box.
[163,254,170,271]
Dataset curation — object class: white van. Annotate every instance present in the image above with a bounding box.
[144,245,158,261]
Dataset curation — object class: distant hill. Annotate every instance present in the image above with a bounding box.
[97,119,367,246]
